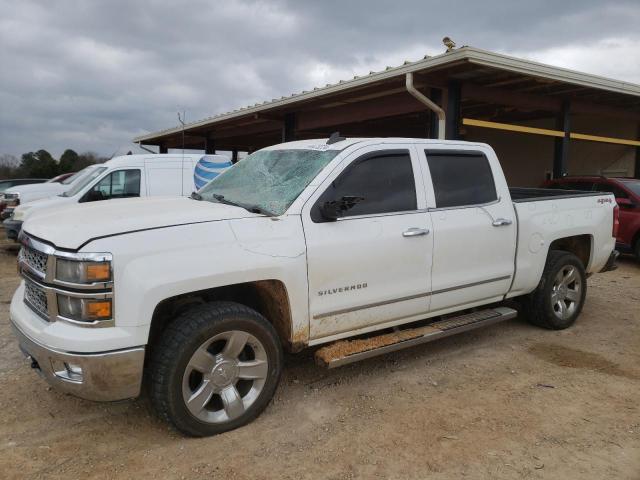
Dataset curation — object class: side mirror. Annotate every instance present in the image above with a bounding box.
[320,196,364,221]
[82,189,106,203]
[616,198,633,208]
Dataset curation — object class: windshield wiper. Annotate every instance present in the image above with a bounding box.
[190,191,202,200]
[211,194,275,217]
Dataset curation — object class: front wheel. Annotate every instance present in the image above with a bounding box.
[150,302,283,437]
[524,250,587,330]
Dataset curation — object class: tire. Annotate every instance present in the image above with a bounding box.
[634,238,640,262]
[524,250,587,330]
[150,301,283,437]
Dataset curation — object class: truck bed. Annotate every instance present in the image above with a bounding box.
[509,187,607,203]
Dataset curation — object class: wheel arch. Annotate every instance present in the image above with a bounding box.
[147,280,301,359]
[547,234,592,269]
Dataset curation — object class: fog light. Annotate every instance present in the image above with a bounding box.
[65,362,83,378]
[51,359,83,382]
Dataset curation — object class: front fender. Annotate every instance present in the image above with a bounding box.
[84,216,309,344]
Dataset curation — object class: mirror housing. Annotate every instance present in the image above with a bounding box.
[82,189,105,203]
[320,196,364,221]
[616,197,633,208]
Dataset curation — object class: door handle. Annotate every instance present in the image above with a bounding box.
[492,218,512,227]
[403,227,430,237]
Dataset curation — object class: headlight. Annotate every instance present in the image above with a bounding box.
[56,258,112,284]
[57,295,112,322]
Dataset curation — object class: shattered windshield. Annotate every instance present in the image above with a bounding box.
[198,148,340,216]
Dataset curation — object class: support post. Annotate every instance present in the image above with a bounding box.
[282,113,296,142]
[232,149,239,164]
[159,143,168,154]
[204,136,216,154]
[445,81,461,140]
[428,88,443,139]
[635,123,640,179]
[553,101,571,178]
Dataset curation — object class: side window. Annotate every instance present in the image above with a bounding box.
[312,151,417,221]
[426,152,497,208]
[595,183,628,199]
[84,170,141,202]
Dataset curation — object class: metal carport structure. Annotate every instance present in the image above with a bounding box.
[134,46,640,184]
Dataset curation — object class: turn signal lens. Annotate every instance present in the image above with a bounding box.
[86,263,111,281]
[57,295,112,322]
[86,300,112,319]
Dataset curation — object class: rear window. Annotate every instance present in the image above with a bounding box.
[425,151,497,208]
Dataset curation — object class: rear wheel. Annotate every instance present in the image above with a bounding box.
[150,302,283,437]
[634,238,640,262]
[524,250,587,330]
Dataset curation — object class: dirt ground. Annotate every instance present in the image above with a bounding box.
[1,236,638,480]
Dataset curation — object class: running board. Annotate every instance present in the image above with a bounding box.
[315,307,517,368]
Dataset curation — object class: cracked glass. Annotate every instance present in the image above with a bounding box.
[198,149,340,215]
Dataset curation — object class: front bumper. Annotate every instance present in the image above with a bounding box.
[600,250,619,273]
[11,320,145,402]
[3,218,22,240]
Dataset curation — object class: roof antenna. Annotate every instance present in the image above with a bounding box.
[178,110,186,196]
[327,131,346,145]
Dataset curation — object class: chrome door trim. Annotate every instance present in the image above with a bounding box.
[335,208,429,222]
[427,197,501,212]
[313,275,511,319]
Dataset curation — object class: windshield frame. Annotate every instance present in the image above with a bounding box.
[197,147,342,216]
[60,166,108,198]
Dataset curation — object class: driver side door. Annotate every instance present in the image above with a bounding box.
[81,169,142,202]
[302,144,433,342]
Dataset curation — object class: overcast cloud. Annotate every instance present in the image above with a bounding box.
[1,0,639,158]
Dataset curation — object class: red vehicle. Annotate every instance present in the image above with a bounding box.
[543,176,640,260]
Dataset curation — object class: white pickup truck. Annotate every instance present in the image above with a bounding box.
[11,137,619,437]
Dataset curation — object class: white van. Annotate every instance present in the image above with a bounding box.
[3,153,232,240]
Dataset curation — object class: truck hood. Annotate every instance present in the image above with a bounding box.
[13,195,72,221]
[23,197,261,250]
[4,182,66,202]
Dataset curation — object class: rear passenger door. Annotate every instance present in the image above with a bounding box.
[420,148,516,312]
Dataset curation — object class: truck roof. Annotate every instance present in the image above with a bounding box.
[263,137,490,151]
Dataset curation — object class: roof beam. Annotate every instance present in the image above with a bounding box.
[462,83,640,121]
[297,91,427,131]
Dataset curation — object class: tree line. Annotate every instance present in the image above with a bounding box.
[0,149,108,179]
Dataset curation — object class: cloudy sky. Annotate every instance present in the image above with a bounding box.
[1,0,639,158]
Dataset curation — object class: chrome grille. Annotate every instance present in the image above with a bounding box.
[24,279,49,320]
[20,246,48,276]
